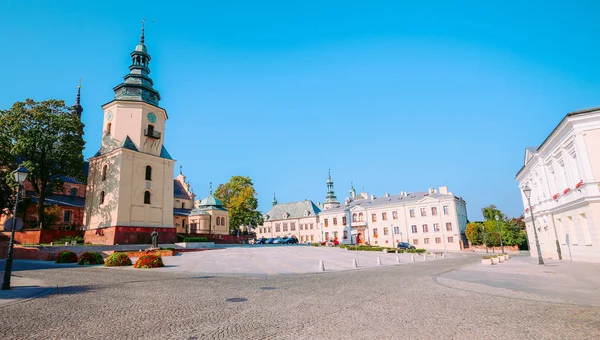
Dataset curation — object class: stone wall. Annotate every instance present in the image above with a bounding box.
[0,230,82,245]
[83,226,176,245]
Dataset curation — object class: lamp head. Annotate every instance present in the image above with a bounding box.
[523,185,532,199]
[495,214,499,221]
[12,164,29,184]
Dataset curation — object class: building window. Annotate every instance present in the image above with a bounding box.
[448,236,454,243]
[64,210,72,223]
[392,211,398,220]
[259,228,263,234]
[291,223,296,231]
[216,217,220,226]
[147,124,155,136]
[435,237,441,244]
[310,223,314,230]
[70,188,78,196]
[283,223,288,232]
[359,213,364,222]
[310,235,314,241]
[100,191,105,204]
[268,227,271,233]
[325,232,329,240]
[342,216,347,225]
[373,228,378,238]
[102,165,107,181]
[343,230,348,239]
[446,222,452,231]
[422,224,428,233]
[106,123,111,136]
[333,217,337,226]
[371,214,377,222]
[324,219,328,227]
[394,226,400,235]
[409,209,415,218]
[431,207,438,216]
[413,239,419,245]
[420,208,427,217]
[382,212,387,221]
[145,165,152,181]
[383,227,389,236]
[411,225,417,233]
[433,223,440,232]
[333,231,338,240]
[424,238,430,244]
[275,224,281,232]
[300,236,304,242]
[352,213,357,222]
[443,206,449,215]
[144,191,151,204]
[182,202,185,209]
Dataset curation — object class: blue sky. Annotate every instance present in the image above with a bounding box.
[1,1,599,220]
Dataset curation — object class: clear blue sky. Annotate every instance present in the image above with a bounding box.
[2,1,599,220]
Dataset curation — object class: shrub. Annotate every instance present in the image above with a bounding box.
[312,243,319,247]
[339,244,347,249]
[105,252,132,267]
[134,254,164,269]
[183,237,208,243]
[491,255,498,258]
[77,252,104,265]
[398,249,405,253]
[55,250,78,263]
[482,256,492,260]
[54,235,84,244]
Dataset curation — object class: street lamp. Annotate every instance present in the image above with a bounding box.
[481,224,488,253]
[1,165,29,290]
[495,214,504,254]
[523,185,544,265]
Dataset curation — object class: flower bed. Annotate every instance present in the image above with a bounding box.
[183,237,208,242]
[119,249,176,258]
[134,254,164,269]
[563,188,571,194]
[575,181,583,189]
[55,250,78,263]
[77,251,104,265]
[104,252,132,267]
[553,193,559,200]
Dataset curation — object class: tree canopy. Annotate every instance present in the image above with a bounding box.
[465,207,528,249]
[215,176,263,234]
[0,99,85,228]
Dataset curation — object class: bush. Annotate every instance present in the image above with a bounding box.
[77,252,104,265]
[55,250,78,263]
[54,235,84,244]
[312,243,319,247]
[339,244,347,249]
[482,256,492,260]
[134,254,164,269]
[405,248,427,254]
[105,252,132,267]
[183,237,208,243]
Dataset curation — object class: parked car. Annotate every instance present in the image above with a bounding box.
[273,237,285,244]
[255,237,267,244]
[284,237,298,244]
[266,238,275,244]
[397,242,415,250]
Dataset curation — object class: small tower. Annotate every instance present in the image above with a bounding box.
[272,193,278,206]
[350,181,356,199]
[324,170,340,210]
[72,81,84,117]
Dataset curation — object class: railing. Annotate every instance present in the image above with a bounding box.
[144,129,161,139]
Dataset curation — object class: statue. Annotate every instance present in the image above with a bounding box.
[151,228,158,249]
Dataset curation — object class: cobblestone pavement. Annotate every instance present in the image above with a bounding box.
[1,254,599,339]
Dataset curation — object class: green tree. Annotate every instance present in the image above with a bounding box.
[215,176,263,234]
[465,222,483,245]
[481,204,506,221]
[0,99,85,228]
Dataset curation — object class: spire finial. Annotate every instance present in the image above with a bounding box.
[272,192,278,206]
[328,168,331,179]
[209,182,213,195]
[72,78,84,117]
[76,78,82,104]
[140,18,146,44]
[179,165,182,175]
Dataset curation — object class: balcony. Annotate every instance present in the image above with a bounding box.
[144,128,161,139]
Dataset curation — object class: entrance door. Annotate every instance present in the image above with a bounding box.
[357,233,363,244]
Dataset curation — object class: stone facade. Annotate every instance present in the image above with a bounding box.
[516,107,600,263]
[256,199,322,243]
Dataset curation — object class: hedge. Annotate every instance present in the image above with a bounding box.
[183,237,208,243]
[55,250,78,263]
[405,248,426,254]
[105,252,133,267]
[134,254,164,269]
[54,235,84,244]
[77,252,104,265]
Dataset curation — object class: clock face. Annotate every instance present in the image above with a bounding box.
[107,111,113,122]
[147,112,157,123]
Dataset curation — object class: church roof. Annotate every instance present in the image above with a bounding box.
[174,180,192,200]
[174,208,192,216]
[198,194,225,209]
[320,191,457,214]
[122,136,139,152]
[160,145,172,160]
[25,191,86,208]
[264,200,321,221]
[189,208,210,216]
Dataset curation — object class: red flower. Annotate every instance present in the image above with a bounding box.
[525,208,529,212]
[563,188,571,194]
[553,193,559,200]
[575,181,583,189]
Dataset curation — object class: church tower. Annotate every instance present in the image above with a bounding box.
[323,170,339,210]
[83,24,176,245]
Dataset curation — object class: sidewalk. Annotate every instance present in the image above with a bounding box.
[438,255,600,307]
[0,273,54,307]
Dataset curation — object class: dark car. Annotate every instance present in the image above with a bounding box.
[397,242,415,250]
[284,237,298,244]
[266,238,275,244]
[255,237,267,244]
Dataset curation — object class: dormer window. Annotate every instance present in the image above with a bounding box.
[264,214,270,221]
[304,210,310,217]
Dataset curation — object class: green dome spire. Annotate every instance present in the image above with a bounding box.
[325,170,338,204]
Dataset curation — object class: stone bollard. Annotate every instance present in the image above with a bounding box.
[65,242,69,246]
[442,253,445,258]
[395,249,398,254]
[423,254,427,261]
[433,253,437,260]
[353,258,358,268]
[411,254,415,262]
[377,257,382,266]
[50,242,54,246]
[319,260,325,272]
[396,255,400,264]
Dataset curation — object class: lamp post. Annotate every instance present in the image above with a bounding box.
[481,224,488,253]
[523,185,544,265]
[1,165,29,290]
[495,214,504,254]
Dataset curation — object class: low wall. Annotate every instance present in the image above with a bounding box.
[467,243,519,253]
[84,226,177,245]
[174,242,215,249]
[0,230,83,245]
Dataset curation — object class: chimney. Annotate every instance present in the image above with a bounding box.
[439,186,448,194]
[370,194,375,200]
[428,188,434,194]
[385,192,390,197]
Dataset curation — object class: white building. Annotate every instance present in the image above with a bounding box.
[257,195,322,243]
[516,107,600,263]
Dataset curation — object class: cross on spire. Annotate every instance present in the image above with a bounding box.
[179,165,182,175]
[140,18,146,44]
[209,182,213,195]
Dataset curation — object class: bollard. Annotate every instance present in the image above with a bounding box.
[433,253,437,260]
[423,253,427,261]
[411,254,415,262]
[395,249,398,254]
[319,260,325,272]
[442,253,445,258]
[377,257,382,266]
[50,242,54,246]
[396,255,400,264]
[65,242,68,246]
[353,258,358,268]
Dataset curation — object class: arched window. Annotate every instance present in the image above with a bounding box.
[102,165,107,181]
[352,213,357,222]
[100,191,105,204]
[216,217,220,226]
[359,213,364,222]
[221,217,225,226]
[181,202,185,209]
[106,123,112,136]
[145,165,152,181]
[144,191,151,204]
